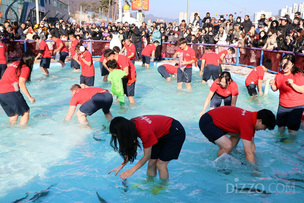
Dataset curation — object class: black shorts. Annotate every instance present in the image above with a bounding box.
[0,64,7,79]
[100,62,109,76]
[210,92,232,108]
[79,92,113,115]
[197,59,202,70]
[130,59,135,65]
[177,67,192,83]
[0,91,29,117]
[246,84,257,96]
[71,58,80,69]
[276,104,304,131]
[199,113,226,144]
[80,75,95,87]
[60,52,68,63]
[151,119,186,161]
[158,65,170,79]
[40,57,51,69]
[122,77,135,97]
[202,64,222,81]
[142,55,150,65]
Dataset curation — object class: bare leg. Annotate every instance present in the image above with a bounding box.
[156,159,170,180]
[40,67,49,75]
[20,110,30,126]
[9,114,18,125]
[166,77,171,82]
[146,64,150,68]
[104,112,113,121]
[147,159,157,177]
[201,80,206,84]
[76,109,89,124]
[177,82,183,90]
[58,60,66,68]
[103,75,108,82]
[185,83,192,90]
[128,96,135,105]
[214,135,233,157]
[142,63,145,67]
[228,133,241,148]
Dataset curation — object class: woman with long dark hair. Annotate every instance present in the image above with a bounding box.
[0,51,36,126]
[108,115,185,180]
[270,54,304,132]
[200,71,239,117]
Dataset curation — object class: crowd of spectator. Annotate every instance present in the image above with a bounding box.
[0,11,303,54]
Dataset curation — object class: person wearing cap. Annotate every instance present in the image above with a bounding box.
[245,59,272,98]
[199,106,276,164]
[269,54,304,133]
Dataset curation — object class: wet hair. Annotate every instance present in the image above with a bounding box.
[216,71,233,88]
[205,45,213,50]
[263,59,272,69]
[109,117,141,163]
[154,40,159,44]
[256,109,276,130]
[104,49,115,58]
[70,84,81,91]
[16,51,35,82]
[106,59,117,69]
[282,54,303,74]
[33,35,40,40]
[178,38,187,45]
[228,47,235,54]
[113,46,120,53]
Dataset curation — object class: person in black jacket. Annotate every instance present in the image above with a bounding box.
[241,15,252,34]
[274,34,288,51]
[130,25,142,59]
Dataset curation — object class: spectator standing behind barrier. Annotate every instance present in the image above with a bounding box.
[269,54,304,133]
[151,26,162,61]
[198,46,221,84]
[33,35,52,75]
[245,59,272,98]
[0,52,36,126]
[241,15,253,34]
[130,25,142,59]
[0,34,8,79]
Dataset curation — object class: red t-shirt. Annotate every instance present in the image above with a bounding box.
[70,39,79,57]
[245,66,265,86]
[210,80,239,97]
[70,87,109,106]
[274,71,304,107]
[176,46,196,68]
[116,54,129,71]
[56,38,68,52]
[0,42,7,64]
[39,40,51,58]
[131,115,173,148]
[127,58,137,80]
[208,106,257,141]
[0,62,30,93]
[142,44,156,57]
[164,64,177,74]
[79,51,95,77]
[124,43,136,59]
[201,51,220,66]
[218,50,228,64]
[100,54,106,62]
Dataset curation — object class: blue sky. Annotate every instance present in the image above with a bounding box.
[143,0,303,19]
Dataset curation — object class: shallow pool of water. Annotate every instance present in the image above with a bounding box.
[0,62,303,202]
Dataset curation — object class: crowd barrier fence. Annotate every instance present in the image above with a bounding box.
[6,40,304,73]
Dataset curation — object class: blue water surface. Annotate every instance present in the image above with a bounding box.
[0,61,303,202]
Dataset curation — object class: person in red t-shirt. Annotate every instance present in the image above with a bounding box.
[100,53,110,82]
[141,41,159,68]
[64,84,113,125]
[173,38,196,90]
[108,115,185,180]
[245,59,272,98]
[199,46,221,84]
[120,39,136,64]
[199,106,275,164]
[33,35,52,75]
[0,52,36,126]
[52,35,68,68]
[104,48,136,105]
[69,34,80,71]
[270,54,304,133]
[218,47,235,68]
[157,63,178,81]
[73,45,95,88]
[0,35,8,79]
[200,72,239,116]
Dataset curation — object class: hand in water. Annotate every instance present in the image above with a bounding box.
[108,165,123,176]
[120,169,134,179]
